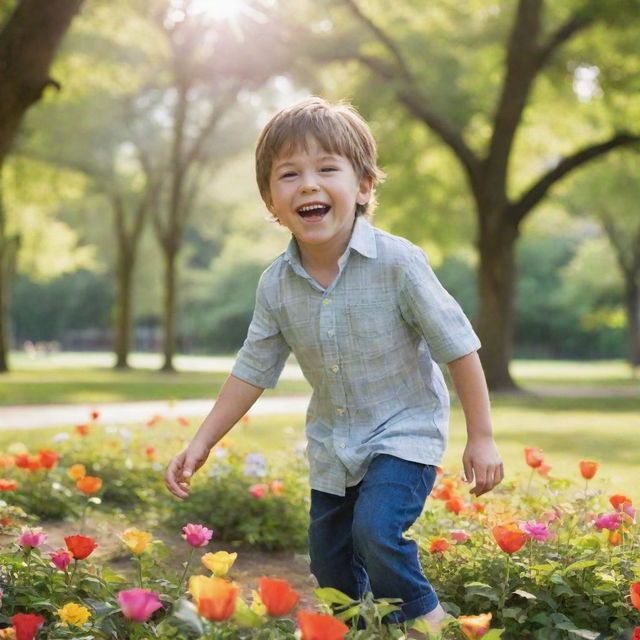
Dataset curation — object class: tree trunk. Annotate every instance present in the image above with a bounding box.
[475,216,519,390]
[161,247,177,372]
[623,273,640,368]
[113,248,133,370]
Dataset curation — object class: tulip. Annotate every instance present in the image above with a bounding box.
[201,551,238,577]
[258,578,301,617]
[67,464,86,481]
[524,447,544,468]
[297,610,349,640]
[445,496,466,514]
[182,523,213,547]
[50,549,72,571]
[122,528,153,555]
[118,588,162,622]
[579,460,598,480]
[451,529,469,543]
[250,484,268,499]
[492,524,527,554]
[75,425,89,436]
[76,476,102,495]
[457,612,492,639]
[536,463,551,477]
[189,575,238,621]
[0,479,18,491]
[630,582,640,612]
[610,494,633,511]
[593,513,621,531]
[429,537,451,553]
[632,626,640,640]
[65,535,98,560]
[38,450,59,470]
[11,613,44,640]
[56,602,91,626]
[17,527,48,550]
[521,520,553,542]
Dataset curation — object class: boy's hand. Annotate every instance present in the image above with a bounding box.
[164,441,211,500]
[462,435,503,497]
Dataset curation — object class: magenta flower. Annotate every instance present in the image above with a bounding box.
[450,529,469,543]
[50,548,73,571]
[17,526,48,549]
[521,520,553,542]
[250,483,268,499]
[182,523,213,547]
[594,512,622,531]
[118,588,163,621]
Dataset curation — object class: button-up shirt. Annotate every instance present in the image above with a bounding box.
[232,216,481,496]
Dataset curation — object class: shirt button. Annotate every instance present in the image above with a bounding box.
[327,330,334,338]
[331,364,339,373]
[336,408,345,416]
[339,443,346,449]
[323,298,332,306]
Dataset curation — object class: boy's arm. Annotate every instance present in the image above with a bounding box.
[164,374,264,500]
[446,351,504,497]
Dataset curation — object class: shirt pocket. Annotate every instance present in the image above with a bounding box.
[346,301,395,358]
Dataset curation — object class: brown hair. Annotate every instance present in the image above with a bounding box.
[256,97,385,219]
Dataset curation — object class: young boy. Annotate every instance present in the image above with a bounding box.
[165,97,503,632]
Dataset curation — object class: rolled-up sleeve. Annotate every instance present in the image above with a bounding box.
[398,247,480,364]
[231,274,291,388]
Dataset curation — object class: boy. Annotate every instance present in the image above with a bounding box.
[165,97,503,632]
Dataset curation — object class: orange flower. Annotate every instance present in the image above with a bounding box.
[270,480,284,496]
[0,454,11,469]
[258,578,301,617]
[65,535,98,559]
[445,496,466,515]
[579,461,598,480]
[240,414,250,423]
[38,449,59,470]
[297,610,349,640]
[524,447,544,468]
[146,415,162,428]
[177,417,190,427]
[0,478,18,491]
[90,410,100,421]
[189,575,238,621]
[76,424,89,436]
[608,530,622,546]
[145,446,156,460]
[458,612,492,639]
[492,524,527,554]
[630,582,640,612]
[429,538,451,553]
[67,464,86,481]
[76,476,102,495]
[610,494,633,511]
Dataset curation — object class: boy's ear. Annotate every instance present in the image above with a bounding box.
[356,175,374,206]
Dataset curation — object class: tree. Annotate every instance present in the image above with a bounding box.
[267,0,640,388]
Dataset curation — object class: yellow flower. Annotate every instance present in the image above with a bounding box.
[122,528,153,555]
[67,464,86,481]
[250,589,266,616]
[201,551,238,577]
[56,602,91,626]
[0,628,16,639]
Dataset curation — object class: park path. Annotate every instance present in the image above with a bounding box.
[0,395,311,430]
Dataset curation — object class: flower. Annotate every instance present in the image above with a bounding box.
[65,535,98,559]
[182,523,213,547]
[579,460,598,479]
[17,527,48,549]
[144,446,155,460]
[536,463,551,477]
[524,447,544,468]
[541,508,560,524]
[14,454,41,472]
[631,582,640,612]
[243,452,267,477]
[258,578,301,617]
[76,476,102,495]
[178,416,190,427]
[297,610,349,640]
[0,478,18,491]
[56,603,91,626]
[75,424,89,436]
[458,612,492,639]
[11,613,44,640]
[38,449,59,470]
[450,529,469,543]
[492,524,527,553]
[445,496,466,514]
[593,513,621,531]
[250,484,268,499]
[90,410,100,421]
[189,575,238,621]
[632,627,640,640]
[608,530,621,546]
[67,464,86,481]
[521,520,553,542]
[429,538,451,553]
[122,528,153,555]
[50,549,72,571]
[270,480,284,495]
[610,494,633,511]
[118,588,162,622]
[201,551,238,577]
[0,628,15,639]
[250,590,266,616]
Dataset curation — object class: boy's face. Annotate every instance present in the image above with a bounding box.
[264,137,372,258]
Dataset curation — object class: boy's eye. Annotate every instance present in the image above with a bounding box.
[280,171,297,179]
[321,167,337,172]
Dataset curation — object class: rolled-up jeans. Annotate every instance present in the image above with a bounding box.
[308,454,439,623]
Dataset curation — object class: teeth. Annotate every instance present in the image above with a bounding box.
[298,204,327,213]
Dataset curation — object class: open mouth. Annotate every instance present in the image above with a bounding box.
[297,203,331,220]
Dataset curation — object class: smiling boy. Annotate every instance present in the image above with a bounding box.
[165,97,503,633]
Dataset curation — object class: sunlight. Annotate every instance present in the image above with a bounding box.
[188,0,247,21]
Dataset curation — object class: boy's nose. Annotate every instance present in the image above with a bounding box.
[300,173,320,192]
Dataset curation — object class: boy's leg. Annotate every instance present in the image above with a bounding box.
[351,454,439,623]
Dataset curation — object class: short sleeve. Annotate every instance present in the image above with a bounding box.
[398,247,481,364]
[231,273,291,388]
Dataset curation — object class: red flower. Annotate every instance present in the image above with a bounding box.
[65,535,98,559]
[492,524,527,554]
[12,613,45,640]
[145,446,156,459]
[38,449,59,470]
[631,582,640,612]
[259,578,301,617]
[90,410,100,421]
[297,610,349,640]
[633,627,640,640]
[429,538,451,553]
[76,424,89,436]
[524,447,544,468]
[0,478,18,491]
[579,460,598,480]
[445,496,465,515]
[537,463,551,477]
[610,494,633,511]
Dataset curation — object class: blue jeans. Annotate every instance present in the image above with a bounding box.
[308,454,439,623]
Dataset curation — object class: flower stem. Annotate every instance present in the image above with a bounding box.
[175,547,195,597]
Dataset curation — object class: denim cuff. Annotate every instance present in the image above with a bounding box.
[399,591,440,621]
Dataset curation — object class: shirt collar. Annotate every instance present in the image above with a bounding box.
[283,215,378,269]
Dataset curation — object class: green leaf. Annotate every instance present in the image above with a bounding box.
[171,599,204,635]
[314,587,355,606]
[464,582,499,603]
[483,631,505,640]
[563,560,598,573]
[568,630,600,639]
[337,605,362,622]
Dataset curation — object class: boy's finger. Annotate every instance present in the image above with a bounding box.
[462,459,473,484]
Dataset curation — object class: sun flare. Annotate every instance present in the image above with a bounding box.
[188,0,247,21]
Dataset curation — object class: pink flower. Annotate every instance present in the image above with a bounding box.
[541,509,560,524]
[450,529,469,543]
[623,503,636,522]
[17,526,48,549]
[50,548,72,571]
[182,523,213,547]
[521,520,553,542]
[594,513,621,531]
[118,588,163,622]
[250,483,268,499]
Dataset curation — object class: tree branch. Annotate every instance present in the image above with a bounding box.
[537,11,593,68]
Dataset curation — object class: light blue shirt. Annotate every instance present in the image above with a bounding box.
[232,216,481,496]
